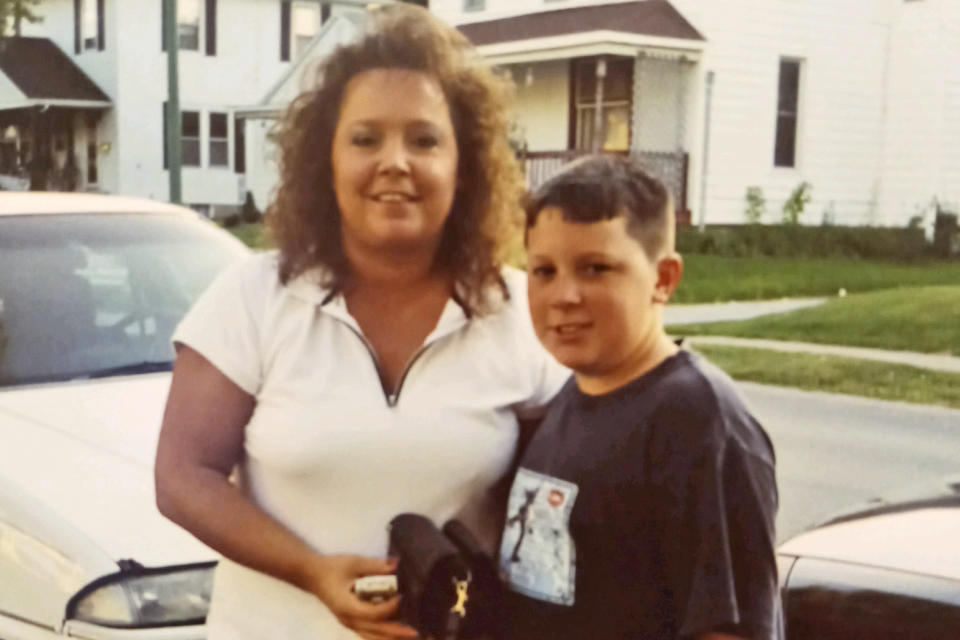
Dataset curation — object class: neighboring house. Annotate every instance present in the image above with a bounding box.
[1,0,365,216]
[5,0,956,229]
[438,0,960,227]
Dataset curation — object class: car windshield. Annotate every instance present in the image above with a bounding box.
[0,212,247,388]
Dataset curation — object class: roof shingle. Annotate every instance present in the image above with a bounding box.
[0,37,110,102]
[458,0,704,47]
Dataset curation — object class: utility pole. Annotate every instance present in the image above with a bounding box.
[164,0,182,203]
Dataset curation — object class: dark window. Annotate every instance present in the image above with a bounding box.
[182,110,200,167]
[774,59,801,168]
[463,0,484,11]
[209,112,228,167]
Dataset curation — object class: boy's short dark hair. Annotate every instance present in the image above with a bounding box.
[524,154,675,259]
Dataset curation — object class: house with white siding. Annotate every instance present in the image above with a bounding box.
[3,0,957,229]
[438,0,960,227]
[1,0,367,216]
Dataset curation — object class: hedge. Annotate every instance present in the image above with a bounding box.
[676,225,928,261]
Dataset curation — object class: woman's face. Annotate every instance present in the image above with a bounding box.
[332,68,459,259]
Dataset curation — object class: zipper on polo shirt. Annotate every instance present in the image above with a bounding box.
[338,321,433,408]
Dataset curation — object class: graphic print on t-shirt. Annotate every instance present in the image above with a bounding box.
[499,467,579,606]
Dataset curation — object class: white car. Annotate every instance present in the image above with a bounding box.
[0,193,251,639]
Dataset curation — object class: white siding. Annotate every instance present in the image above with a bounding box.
[878,0,960,226]
[511,60,570,151]
[112,0,297,206]
[673,0,891,224]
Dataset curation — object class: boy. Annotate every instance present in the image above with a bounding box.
[499,155,781,639]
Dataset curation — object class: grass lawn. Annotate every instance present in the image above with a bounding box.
[693,344,960,409]
[673,255,960,303]
[670,286,960,355]
[228,222,270,250]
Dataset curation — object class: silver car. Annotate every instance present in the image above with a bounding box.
[0,193,250,639]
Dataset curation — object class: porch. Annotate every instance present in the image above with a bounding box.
[521,149,691,225]
[458,0,704,222]
[0,37,111,192]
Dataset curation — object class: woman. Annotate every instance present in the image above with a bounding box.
[154,5,567,640]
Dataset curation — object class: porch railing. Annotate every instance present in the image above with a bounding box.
[521,150,690,224]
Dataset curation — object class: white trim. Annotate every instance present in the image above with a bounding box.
[477,31,704,66]
[0,99,111,110]
[0,75,27,104]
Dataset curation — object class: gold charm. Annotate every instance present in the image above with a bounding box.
[450,578,469,618]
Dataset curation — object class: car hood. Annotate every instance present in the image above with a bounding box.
[0,374,216,569]
[780,488,960,582]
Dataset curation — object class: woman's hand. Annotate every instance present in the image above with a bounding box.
[305,554,419,640]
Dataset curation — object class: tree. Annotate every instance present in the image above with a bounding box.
[0,0,43,38]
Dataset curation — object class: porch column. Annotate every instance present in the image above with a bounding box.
[631,53,645,153]
[592,57,606,152]
[675,58,688,151]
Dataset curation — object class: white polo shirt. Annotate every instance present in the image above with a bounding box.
[172,252,568,640]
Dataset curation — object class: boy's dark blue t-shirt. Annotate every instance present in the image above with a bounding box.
[499,349,782,640]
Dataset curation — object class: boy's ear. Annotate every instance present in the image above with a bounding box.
[652,253,683,304]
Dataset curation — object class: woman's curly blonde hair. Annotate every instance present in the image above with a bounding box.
[267,3,523,315]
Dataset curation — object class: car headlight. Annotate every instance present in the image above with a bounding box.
[67,562,215,627]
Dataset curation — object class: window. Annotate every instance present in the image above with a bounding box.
[572,58,632,152]
[75,0,104,53]
[774,58,801,168]
[178,0,201,50]
[181,111,200,167]
[209,112,229,168]
[463,0,485,11]
[81,0,98,49]
[162,0,216,55]
[292,2,320,59]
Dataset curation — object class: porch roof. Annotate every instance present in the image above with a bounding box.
[459,0,704,44]
[0,37,111,110]
[458,0,704,64]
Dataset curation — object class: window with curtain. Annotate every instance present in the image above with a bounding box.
[178,0,201,50]
[573,58,632,152]
[292,2,320,59]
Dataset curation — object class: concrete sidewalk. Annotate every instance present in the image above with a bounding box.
[665,298,827,326]
[685,335,960,374]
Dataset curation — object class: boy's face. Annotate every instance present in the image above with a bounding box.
[526,207,677,387]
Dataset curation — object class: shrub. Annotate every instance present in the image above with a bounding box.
[744,186,765,224]
[676,225,928,261]
[782,181,812,225]
[222,213,241,228]
[241,191,262,224]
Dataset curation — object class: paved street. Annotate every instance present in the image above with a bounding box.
[738,382,960,542]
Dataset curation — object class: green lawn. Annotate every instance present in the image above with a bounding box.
[694,344,960,409]
[228,222,270,250]
[673,255,960,303]
[670,286,960,355]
